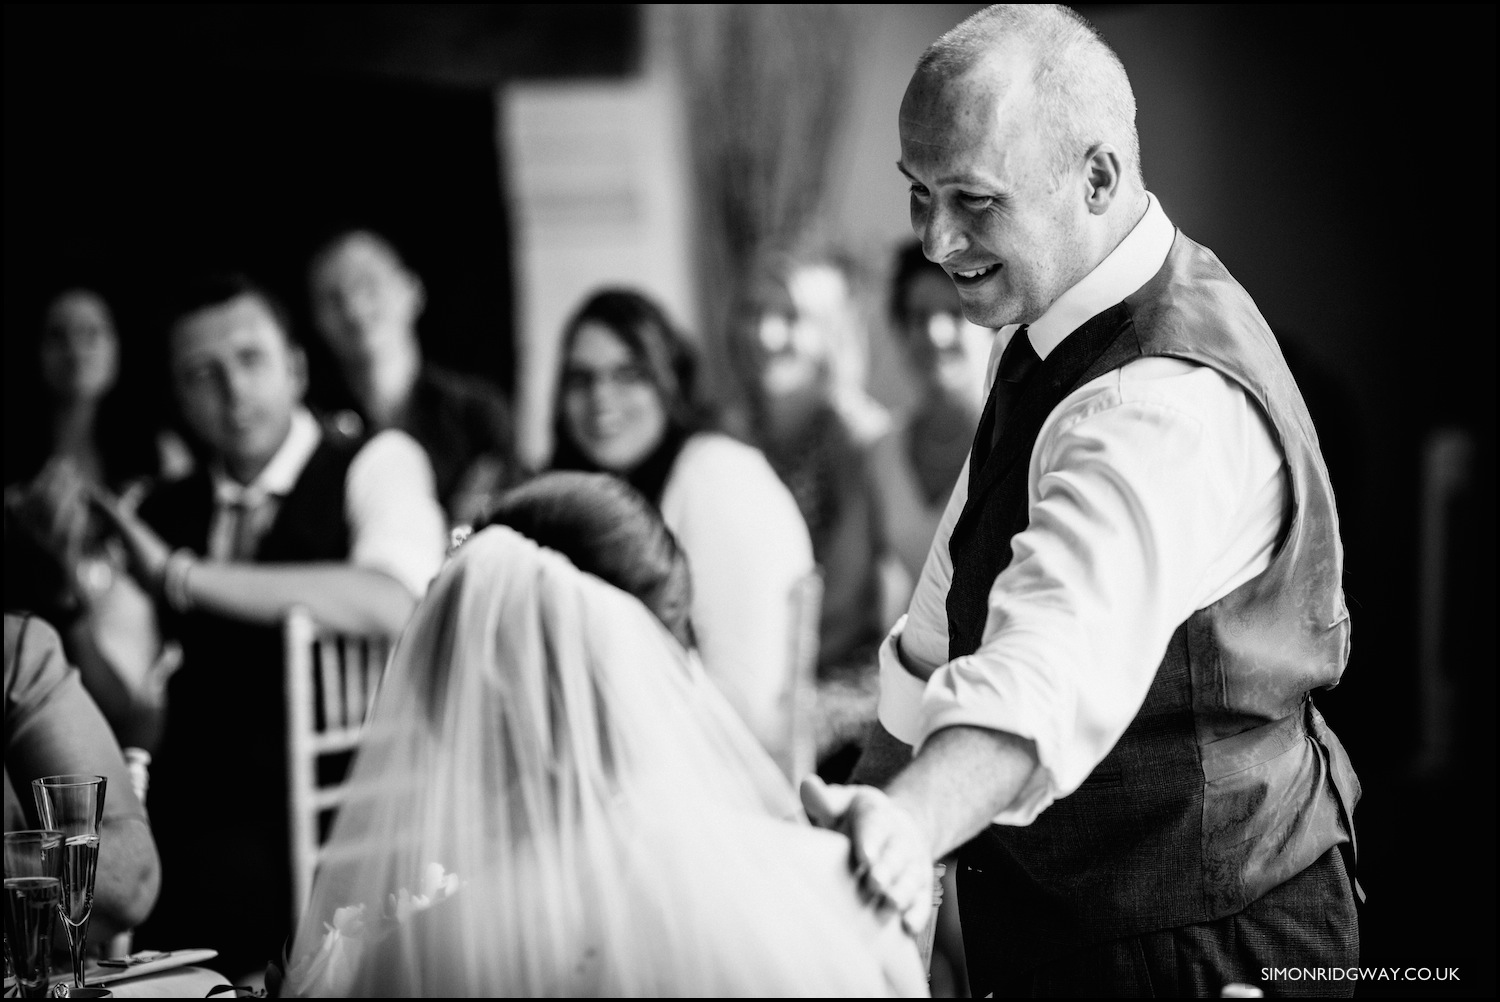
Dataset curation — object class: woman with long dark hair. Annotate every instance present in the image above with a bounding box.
[549,289,814,762]
[5,289,164,620]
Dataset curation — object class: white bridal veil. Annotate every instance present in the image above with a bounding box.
[285,526,925,997]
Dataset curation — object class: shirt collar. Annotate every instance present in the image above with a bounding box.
[212,406,322,505]
[1004,192,1176,361]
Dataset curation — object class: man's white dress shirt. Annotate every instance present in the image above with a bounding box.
[208,406,446,596]
[877,195,1289,825]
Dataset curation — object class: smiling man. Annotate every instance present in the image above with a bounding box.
[803,6,1360,997]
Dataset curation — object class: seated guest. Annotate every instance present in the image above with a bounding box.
[4,287,187,633]
[473,471,798,819]
[476,472,696,649]
[735,255,889,779]
[4,287,192,752]
[284,519,923,996]
[4,612,161,941]
[309,229,516,525]
[93,273,446,978]
[549,289,815,767]
[869,240,992,590]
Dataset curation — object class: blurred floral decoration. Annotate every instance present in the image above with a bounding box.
[668,4,859,428]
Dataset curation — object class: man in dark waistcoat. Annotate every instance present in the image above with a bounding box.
[95,274,446,977]
[802,6,1360,997]
[309,230,516,526]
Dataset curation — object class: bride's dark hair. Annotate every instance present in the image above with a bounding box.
[476,471,695,649]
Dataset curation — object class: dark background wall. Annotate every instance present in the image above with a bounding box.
[1081,6,1495,991]
[3,3,638,475]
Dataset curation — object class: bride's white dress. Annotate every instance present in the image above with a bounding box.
[285,526,926,997]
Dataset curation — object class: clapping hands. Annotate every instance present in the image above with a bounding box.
[800,774,935,939]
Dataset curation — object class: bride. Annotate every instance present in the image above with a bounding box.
[284,473,926,996]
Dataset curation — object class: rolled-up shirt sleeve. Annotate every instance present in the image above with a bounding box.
[344,430,448,597]
[876,449,970,745]
[891,357,1285,826]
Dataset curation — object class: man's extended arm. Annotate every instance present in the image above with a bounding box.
[91,493,418,635]
[173,561,416,636]
[810,360,1290,933]
[94,429,444,638]
[806,714,1038,937]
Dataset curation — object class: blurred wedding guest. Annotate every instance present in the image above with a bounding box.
[4,612,161,941]
[309,229,516,525]
[870,241,994,590]
[4,288,191,633]
[549,289,814,765]
[92,273,446,978]
[736,256,889,779]
[867,240,991,998]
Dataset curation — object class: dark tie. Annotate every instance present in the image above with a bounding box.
[220,489,281,561]
[968,326,1041,486]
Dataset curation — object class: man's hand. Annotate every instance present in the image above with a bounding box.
[800,774,935,938]
[89,489,171,593]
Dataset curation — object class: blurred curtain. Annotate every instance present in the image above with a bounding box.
[669,4,859,427]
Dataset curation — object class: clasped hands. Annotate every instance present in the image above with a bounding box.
[801,775,935,938]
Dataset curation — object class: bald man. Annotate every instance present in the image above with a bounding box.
[802,6,1360,996]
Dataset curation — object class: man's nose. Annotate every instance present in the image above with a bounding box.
[919,200,969,265]
[222,364,255,405]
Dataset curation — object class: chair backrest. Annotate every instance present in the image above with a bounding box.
[283,607,394,921]
[778,570,824,782]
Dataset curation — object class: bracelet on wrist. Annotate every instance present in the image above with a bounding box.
[162,548,198,613]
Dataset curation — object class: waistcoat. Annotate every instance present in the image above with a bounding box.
[139,428,360,777]
[947,232,1360,981]
[136,427,362,965]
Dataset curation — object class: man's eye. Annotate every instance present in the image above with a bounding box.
[960,193,994,210]
[908,184,930,200]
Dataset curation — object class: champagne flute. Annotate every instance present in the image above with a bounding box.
[4,830,64,998]
[31,776,106,991]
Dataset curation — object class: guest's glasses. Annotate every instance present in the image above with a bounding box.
[561,362,654,395]
[31,776,106,992]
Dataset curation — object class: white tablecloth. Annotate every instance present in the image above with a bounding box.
[104,965,228,998]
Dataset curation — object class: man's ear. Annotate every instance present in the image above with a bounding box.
[1083,143,1124,216]
[289,344,310,399]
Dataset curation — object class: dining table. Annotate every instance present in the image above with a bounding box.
[3,950,230,999]
[99,964,230,998]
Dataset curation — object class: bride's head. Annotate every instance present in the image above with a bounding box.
[290,480,832,998]
[474,471,694,649]
[386,474,718,826]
